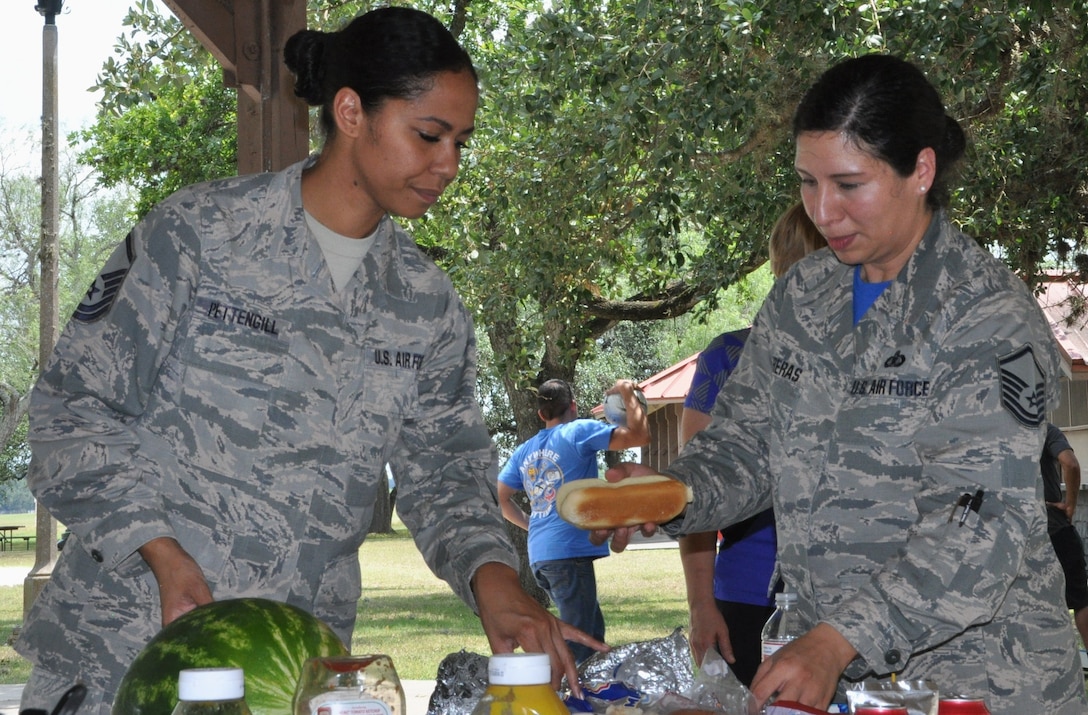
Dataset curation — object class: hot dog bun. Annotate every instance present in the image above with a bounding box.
[556,474,693,530]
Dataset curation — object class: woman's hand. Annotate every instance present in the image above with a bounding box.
[472,562,608,697]
[139,536,214,626]
[749,623,857,710]
[688,599,734,667]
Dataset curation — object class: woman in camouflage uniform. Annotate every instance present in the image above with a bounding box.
[18,8,598,713]
[601,55,1087,714]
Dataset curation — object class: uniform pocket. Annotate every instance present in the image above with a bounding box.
[840,372,932,452]
[359,364,418,418]
[173,316,291,476]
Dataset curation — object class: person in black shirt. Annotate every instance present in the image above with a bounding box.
[1042,422,1088,648]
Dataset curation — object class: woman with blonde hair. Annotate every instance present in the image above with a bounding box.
[768,202,827,278]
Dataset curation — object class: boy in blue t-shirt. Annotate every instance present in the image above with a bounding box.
[498,378,649,663]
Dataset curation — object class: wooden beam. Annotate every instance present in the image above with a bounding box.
[159,0,234,70]
[161,0,310,174]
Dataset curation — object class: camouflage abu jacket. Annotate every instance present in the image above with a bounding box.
[666,211,1086,713]
[18,159,516,692]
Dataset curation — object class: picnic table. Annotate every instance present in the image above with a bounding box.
[0,525,21,551]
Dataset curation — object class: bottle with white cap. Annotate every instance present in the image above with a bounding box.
[474,653,568,715]
[760,591,804,662]
[171,667,253,715]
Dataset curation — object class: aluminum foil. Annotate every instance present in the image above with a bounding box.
[427,650,490,715]
[563,628,697,710]
[426,630,757,715]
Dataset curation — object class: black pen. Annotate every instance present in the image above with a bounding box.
[959,489,985,527]
[949,492,970,523]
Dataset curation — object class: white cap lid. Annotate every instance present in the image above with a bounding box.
[177,668,245,701]
[488,653,552,685]
[775,591,798,605]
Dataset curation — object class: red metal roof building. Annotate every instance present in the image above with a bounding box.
[1038,274,1088,374]
[1037,273,1088,429]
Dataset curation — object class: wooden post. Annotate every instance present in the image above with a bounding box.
[161,0,309,174]
[25,9,62,616]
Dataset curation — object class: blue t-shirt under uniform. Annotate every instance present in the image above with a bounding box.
[685,327,777,607]
[498,419,614,564]
[853,265,892,325]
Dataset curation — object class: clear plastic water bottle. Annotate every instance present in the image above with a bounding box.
[171,668,253,715]
[760,591,803,661]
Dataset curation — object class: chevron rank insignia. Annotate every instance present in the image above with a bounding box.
[998,344,1046,427]
[73,233,135,323]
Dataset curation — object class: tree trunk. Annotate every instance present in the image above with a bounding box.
[367,467,395,535]
[0,386,29,448]
[505,491,549,608]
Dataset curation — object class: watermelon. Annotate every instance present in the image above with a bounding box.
[112,597,349,715]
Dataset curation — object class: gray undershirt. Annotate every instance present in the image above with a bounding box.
[305,210,375,292]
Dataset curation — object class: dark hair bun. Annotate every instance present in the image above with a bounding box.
[283,8,476,138]
[284,29,328,106]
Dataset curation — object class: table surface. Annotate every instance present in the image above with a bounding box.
[0,526,21,531]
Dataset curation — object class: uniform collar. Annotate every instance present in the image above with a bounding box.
[275,157,414,302]
[785,210,953,357]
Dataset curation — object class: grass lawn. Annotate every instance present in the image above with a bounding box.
[0,511,40,685]
[355,530,688,680]
[0,512,689,684]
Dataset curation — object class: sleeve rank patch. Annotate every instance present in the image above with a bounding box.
[73,233,136,323]
[998,344,1046,427]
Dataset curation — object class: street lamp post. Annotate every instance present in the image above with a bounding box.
[26,0,65,615]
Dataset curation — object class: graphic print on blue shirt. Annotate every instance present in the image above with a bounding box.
[525,451,563,518]
[497,420,614,563]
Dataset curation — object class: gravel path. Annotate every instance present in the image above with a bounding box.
[0,567,28,587]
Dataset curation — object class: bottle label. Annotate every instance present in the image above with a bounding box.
[304,696,393,715]
[761,637,794,661]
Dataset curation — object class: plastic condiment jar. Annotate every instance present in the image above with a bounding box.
[293,655,406,715]
[476,653,568,715]
[172,667,253,715]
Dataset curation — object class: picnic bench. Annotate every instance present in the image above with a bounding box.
[0,525,20,551]
[0,527,34,551]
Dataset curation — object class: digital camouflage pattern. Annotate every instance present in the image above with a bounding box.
[665,212,1087,713]
[17,159,517,711]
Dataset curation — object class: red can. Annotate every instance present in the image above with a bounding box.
[938,698,991,715]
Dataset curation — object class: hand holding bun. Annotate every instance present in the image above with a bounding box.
[556,474,693,530]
